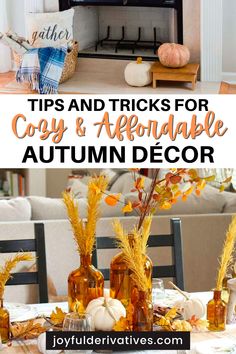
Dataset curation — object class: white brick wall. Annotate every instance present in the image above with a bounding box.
[73,7,99,50]
[72,5,175,50]
[98,6,173,43]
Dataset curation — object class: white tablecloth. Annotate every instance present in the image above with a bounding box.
[4,292,236,354]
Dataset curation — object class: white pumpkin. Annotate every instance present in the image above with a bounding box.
[124,57,152,87]
[177,297,205,320]
[37,332,61,354]
[86,297,126,331]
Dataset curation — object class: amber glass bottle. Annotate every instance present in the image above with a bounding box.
[0,299,10,343]
[133,290,153,331]
[68,254,104,312]
[207,290,226,331]
[110,235,152,306]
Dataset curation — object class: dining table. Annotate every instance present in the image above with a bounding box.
[1,291,236,354]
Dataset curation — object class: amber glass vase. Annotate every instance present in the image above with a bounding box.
[68,254,104,312]
[133,290,153,331]
[110,235,153,306]
[207,290,226,331]
[110,252,152,305]
[0,299,10,343]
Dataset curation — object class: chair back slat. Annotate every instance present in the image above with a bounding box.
[96,237,116,249]
[1,223,48,303]
[152,265,176,278]
[94,218,184,289]
[148,235,174,247]
[0,240,36,253]
[7,272,38,285]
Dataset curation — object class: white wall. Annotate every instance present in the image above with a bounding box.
[6,0,58,35]
[222,0,236,78]
[46,169,71,197]
[5,0,57,37]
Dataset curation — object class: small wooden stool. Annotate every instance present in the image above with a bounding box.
[151,62,200,90]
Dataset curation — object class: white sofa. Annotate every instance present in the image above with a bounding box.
[0,184,236,304]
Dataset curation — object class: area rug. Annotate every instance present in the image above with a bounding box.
[219,81,236,94]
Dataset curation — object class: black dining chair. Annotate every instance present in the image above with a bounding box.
[92,217,184,290]
[0,223,48,303]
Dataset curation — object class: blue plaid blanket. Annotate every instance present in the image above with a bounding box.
[16,46,67,94]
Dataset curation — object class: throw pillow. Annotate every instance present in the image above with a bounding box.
[222,191,236,213]
[0,198,31,221]
[67,176,89,198]
[28,195,124,220]
[25,9,74,48]
[28,196,82,220]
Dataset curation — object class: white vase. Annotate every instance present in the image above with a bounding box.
[227,278,236,324]
[0,0,12,73]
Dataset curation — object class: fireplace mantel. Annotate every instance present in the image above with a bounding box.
[200,0,222,82]
[23,0,225,82]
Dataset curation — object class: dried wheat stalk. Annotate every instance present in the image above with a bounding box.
[63,175,108,255]
[113,220,149,292]
[0,253,34,298]
[216,216,236,290]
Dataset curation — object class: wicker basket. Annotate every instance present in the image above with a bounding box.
[13,41,79,84]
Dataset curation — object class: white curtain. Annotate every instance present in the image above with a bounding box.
[24,0,44,13]
[0,0,11,73]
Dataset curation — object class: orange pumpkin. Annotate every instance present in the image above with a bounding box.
[157,43,190,68]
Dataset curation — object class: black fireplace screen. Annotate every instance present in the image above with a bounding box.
[68,0,178,6]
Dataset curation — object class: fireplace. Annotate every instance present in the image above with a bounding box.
[59,0,183,60]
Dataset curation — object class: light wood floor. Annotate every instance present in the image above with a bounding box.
[0,71,80,94]
[0,58,227,94]
[0,71,33,93]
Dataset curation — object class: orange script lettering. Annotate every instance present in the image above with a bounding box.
[94,111,228,141]
[12,114,67,144]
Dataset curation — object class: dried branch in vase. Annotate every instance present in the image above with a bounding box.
[105,168,232,230]
[63,175,108,255]
[216,216,236,291]
[0,253,34,298]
